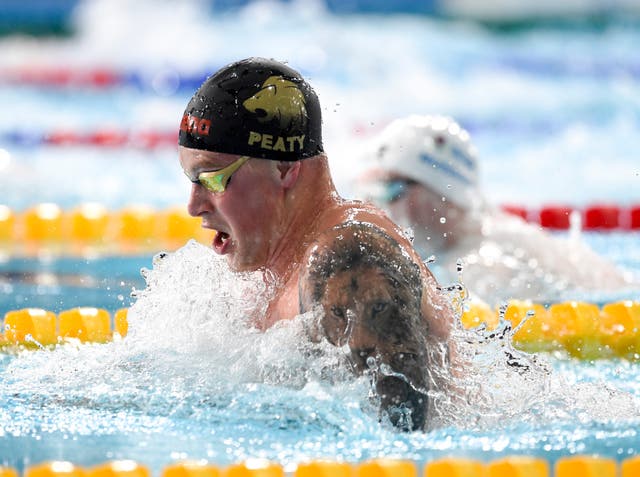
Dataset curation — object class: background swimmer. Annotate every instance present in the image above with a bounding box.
[178,58,456,430]
[354,115,633,305]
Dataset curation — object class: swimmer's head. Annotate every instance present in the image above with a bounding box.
[362,115,479,210]
[179,57,323,161]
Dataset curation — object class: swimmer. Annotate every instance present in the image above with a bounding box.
[354,114,633,305]
[178,58,454,431]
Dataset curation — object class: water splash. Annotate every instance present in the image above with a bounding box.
[414,255,640,437]
[1,241,639,470]
[433,292,640,432]
[2,241,360,416]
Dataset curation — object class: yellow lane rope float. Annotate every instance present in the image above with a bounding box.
[462,299,640,360]
[0,203,213,256]
[1,300,639,360]
[3,202,640,258]
[2,455,640,477]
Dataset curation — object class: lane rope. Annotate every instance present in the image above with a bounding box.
[2,455,638,477]
[1,203,639,254]
[2,299,639,361]
[2,55,639,91]
[0,203,213,257]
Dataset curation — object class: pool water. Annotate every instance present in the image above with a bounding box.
[1,231,637,318]
[1,241,639,473]
[0,255,147,316]
[1,0,640,471]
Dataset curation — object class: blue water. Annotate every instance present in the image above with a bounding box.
[0,256,147,316]
[1,231,638,318]
[1,0,640,472]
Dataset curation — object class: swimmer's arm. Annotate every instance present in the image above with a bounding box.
[298,223,430,431]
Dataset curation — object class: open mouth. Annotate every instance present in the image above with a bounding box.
[213,230,231,254]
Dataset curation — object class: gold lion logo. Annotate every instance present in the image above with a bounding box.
[243,75,307,130]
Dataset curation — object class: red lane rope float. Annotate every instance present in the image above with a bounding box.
[4,53,639,91]
[500,203,640,231]
[583,203,622,230]
[1,129,177,149]
[3,67,121,88]
[0,66,210,91]
[538,204,574,229]
[0,121,567,149]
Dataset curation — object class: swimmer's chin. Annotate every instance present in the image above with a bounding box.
[223,253,263,274]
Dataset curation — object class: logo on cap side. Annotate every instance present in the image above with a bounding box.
[242,75,307,130]
[180,114,211,137]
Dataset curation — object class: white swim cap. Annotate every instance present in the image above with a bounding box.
[368,115,479,210]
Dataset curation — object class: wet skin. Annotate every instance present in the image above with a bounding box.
[181,147,450,431]
[179,147,289,272]
[300,223,430,430]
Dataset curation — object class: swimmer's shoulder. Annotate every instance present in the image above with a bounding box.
[312,201,452,334]
[301,216,423,287]
[299,199,439,296]
[312,199,416,254]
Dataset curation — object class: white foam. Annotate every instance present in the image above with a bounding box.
[3,240,639,434]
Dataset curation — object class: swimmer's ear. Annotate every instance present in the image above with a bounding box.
[276,161,301,189]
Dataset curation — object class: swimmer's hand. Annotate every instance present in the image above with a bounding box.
[377,374,427,431]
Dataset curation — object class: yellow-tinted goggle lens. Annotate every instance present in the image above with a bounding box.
[195,156,250,194]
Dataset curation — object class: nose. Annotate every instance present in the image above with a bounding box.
[187,182,212,217]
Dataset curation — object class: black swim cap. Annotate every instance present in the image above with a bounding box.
[179,57,323,161]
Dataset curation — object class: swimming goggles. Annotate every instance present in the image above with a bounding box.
[188,155,251,194]
[376,179,419,203]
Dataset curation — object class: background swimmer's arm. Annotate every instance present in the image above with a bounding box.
[298,222,430,431]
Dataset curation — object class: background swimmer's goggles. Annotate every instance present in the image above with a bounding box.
[377,178,419,203]
[187,156,251,194]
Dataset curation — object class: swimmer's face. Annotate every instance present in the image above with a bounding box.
[362,170,465,251]
[394,182,458,228]
[319,266,422,372]
[179,146,286,271]
[377,174,466,252]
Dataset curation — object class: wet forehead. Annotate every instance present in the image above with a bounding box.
[178,146,242,171]
[360,168,414,183]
